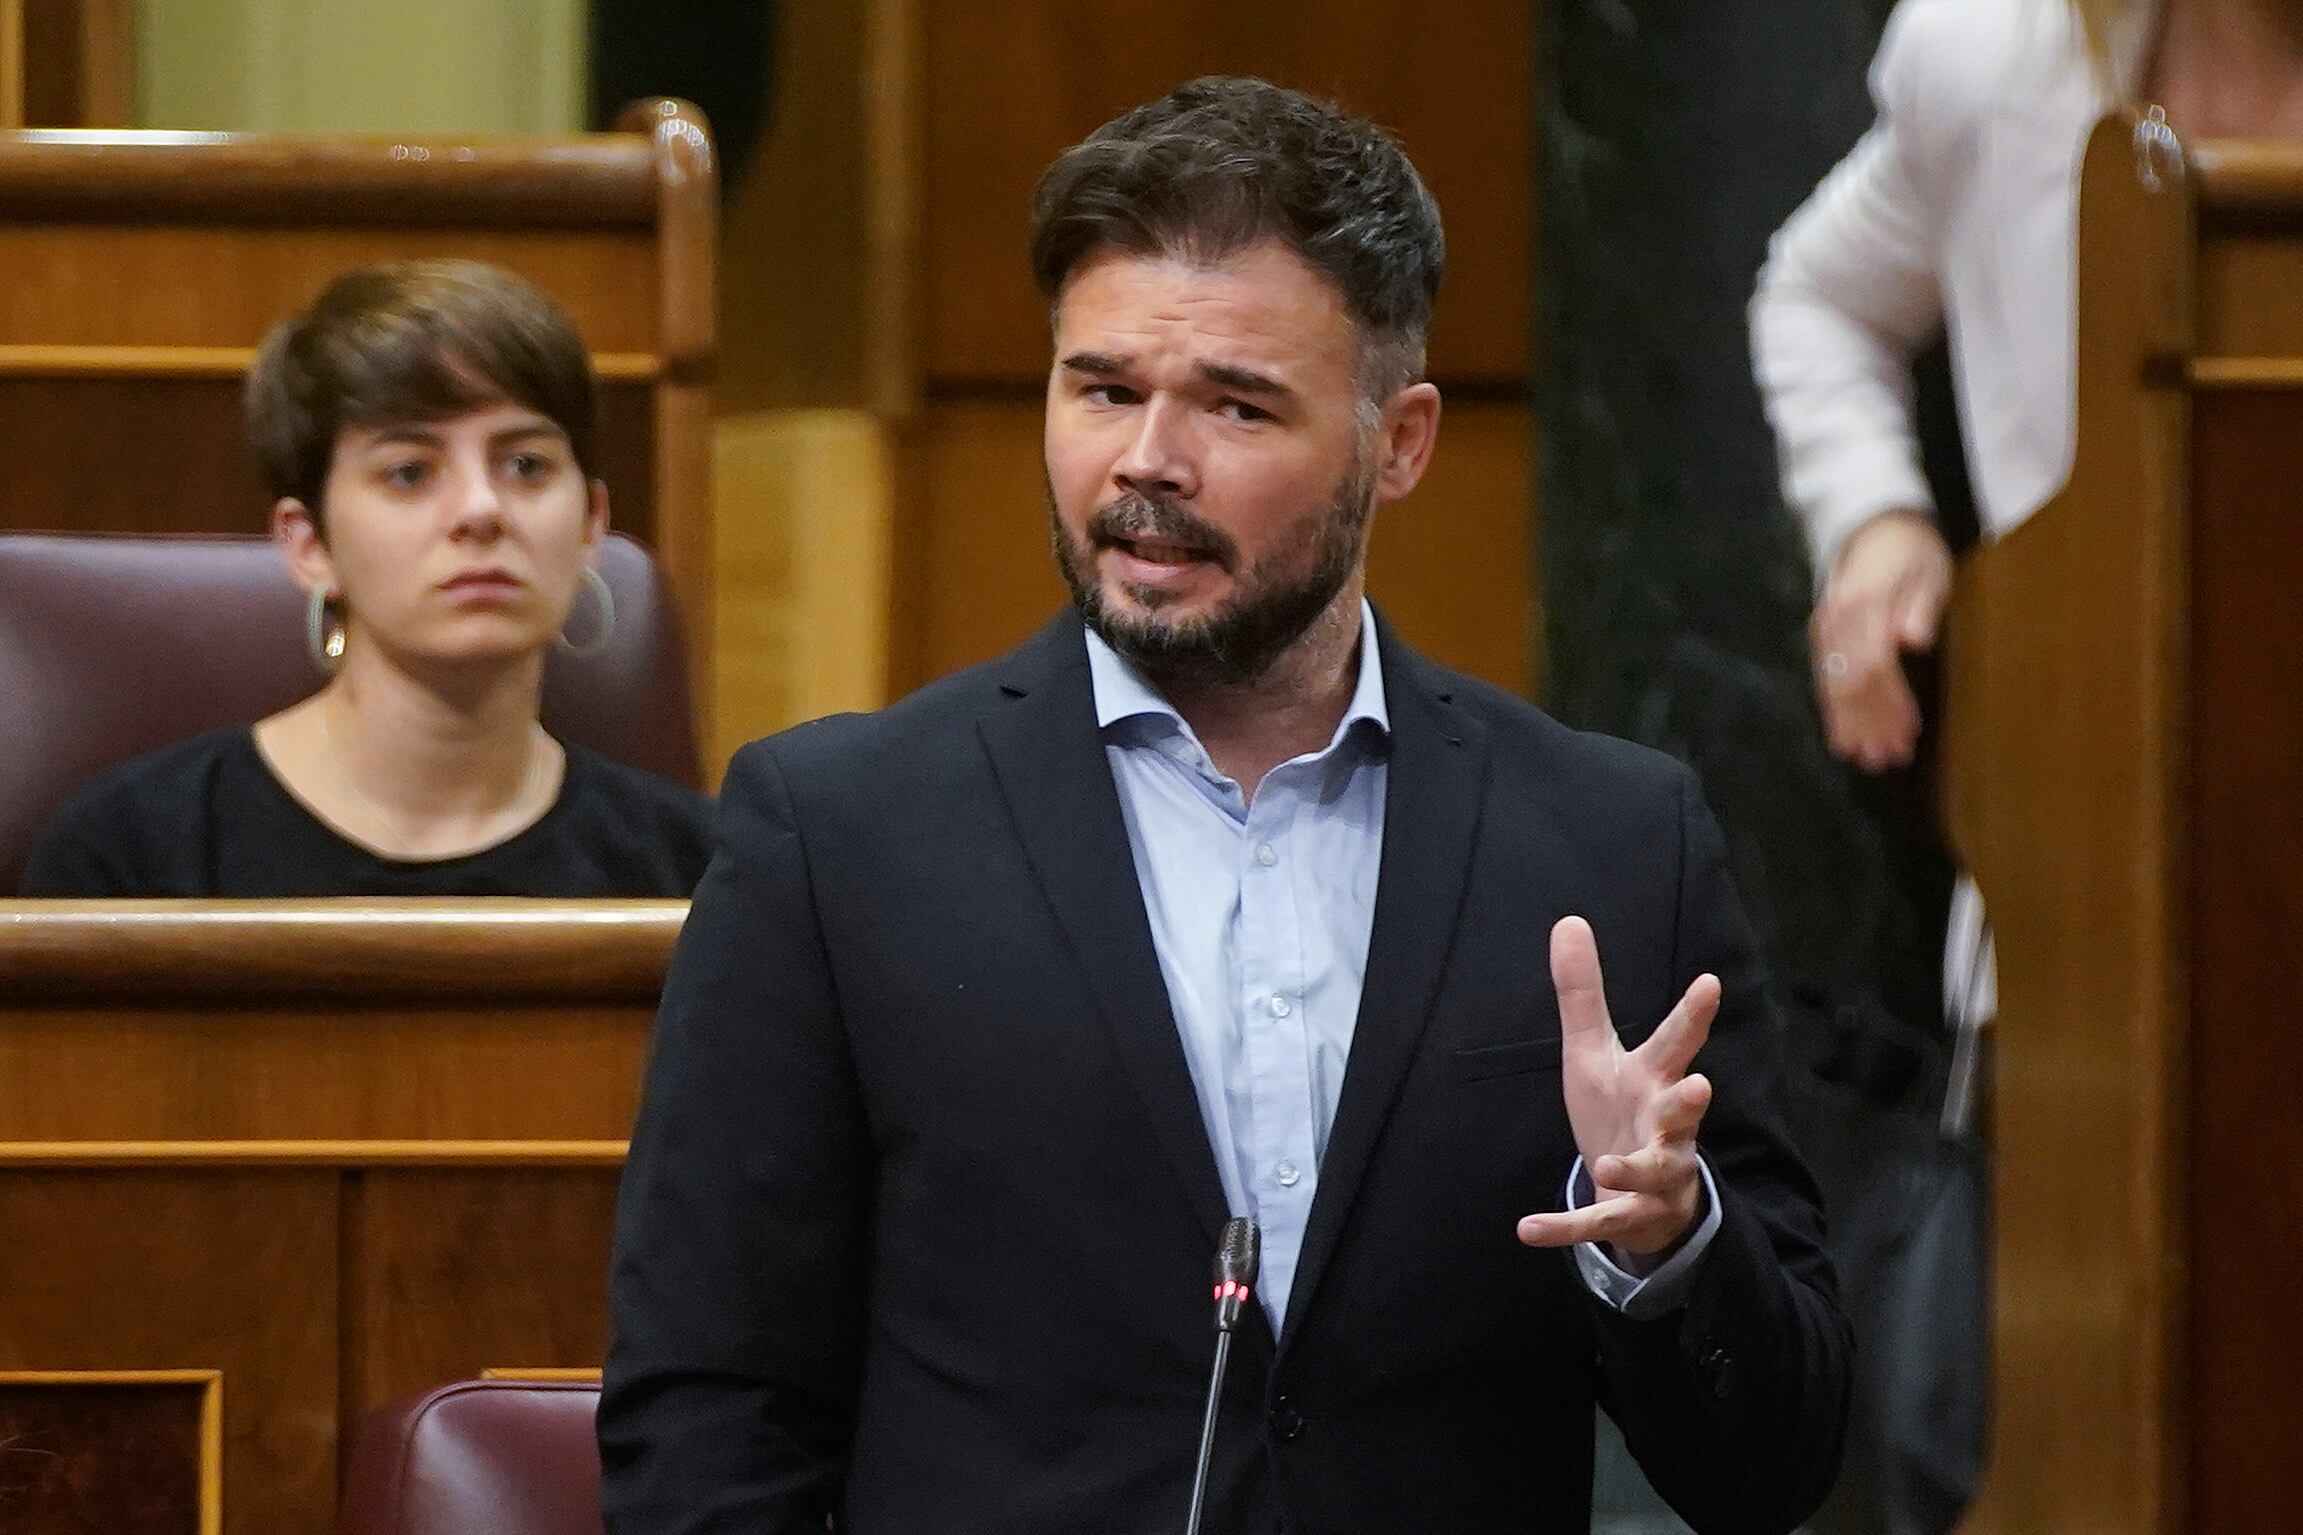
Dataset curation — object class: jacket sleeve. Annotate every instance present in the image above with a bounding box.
[600,738,874,1534]
[1750,0,1949,585]
[1591,767,1853,1535]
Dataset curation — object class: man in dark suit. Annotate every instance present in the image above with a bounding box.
[601,77,1849,1534]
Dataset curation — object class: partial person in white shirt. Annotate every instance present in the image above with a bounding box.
[1752,0,2303,1039]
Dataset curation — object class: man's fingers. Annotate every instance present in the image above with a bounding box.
[1653,1073,1712,1141]
[1594,1084,1711,1192]
[1636,976,1718,1083]
[1548,916,1615,1051]
[1517,1193,1646,1249]
[1517,1191,1686,1255]
[1593,1143,1693,1197]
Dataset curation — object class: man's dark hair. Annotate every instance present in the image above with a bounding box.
[245,258,599,526]
[1029,76,1444,401]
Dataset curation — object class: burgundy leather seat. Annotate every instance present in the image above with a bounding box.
[0,529,698,891]
[340,1379,604,1535]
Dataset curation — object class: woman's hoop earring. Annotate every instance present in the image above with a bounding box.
[558,566,616,657]
[305,587,346,672]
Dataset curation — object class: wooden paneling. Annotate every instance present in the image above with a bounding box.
[1943,115,2191,1535]
[0,377,269,534]
[906,400,1068,684]
[342,1169,619,1412]
[2,0,23,130]
[0,1004,646,1142]
[0,1372,218,1535]
[0,375,654,543]
[919,0,1531,389]
[2193,235,2303,358]
[19,0,133,128]
[1365,400,1534,697]
[0,227,659,350]
[2184,388,2303,1533]
[0,900,682,1001]
[0,901,679,1535]
[0,1174,340,1535]
[1948,125,2303,1534]
[905,398,1531,694]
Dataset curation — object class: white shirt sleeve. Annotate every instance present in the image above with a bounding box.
[1750,3,1950,584]
[1566,1155,1724,1320]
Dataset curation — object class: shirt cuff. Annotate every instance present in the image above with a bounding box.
[1566,1155,1722,1320]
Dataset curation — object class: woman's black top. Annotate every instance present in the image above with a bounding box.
[20,726,714,898]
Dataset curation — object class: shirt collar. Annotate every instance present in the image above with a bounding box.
[1083,599,1391,749]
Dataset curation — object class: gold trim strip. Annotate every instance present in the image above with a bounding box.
[2188,357,2303,389]
[0,344,660,380]
[479,1367,603,1382]
[0,1368,221,1385]
[0,1139,629,1167]
[0,0,24,133]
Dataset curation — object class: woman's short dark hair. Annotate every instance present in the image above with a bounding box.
[245,259,599,523]
[1029,76,1445,400]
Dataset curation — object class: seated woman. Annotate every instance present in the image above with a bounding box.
[20,260,714,897]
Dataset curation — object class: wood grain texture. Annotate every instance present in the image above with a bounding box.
[17,0,130,131]
[1942,114,2192,1535]
[0,226,660,350]
[341,1169,620,1412]
[0,131,658,223]
[2183,388,2303,1535]
[1,0,24,132]
[2187,355,2303,387]
[0,1140,628,1168]
[1947,124,2303,1535]
[2191,138,2303,221]
[918,0,1531,388]
[0,1370,220,1535]
[0,1174,340,1535]
[0,906,668,1532]
[2193,236,2303,358]
[0,900,684,1001]
[0,375,655,547]
[0,344,662,379]
[0,1006,648,1141]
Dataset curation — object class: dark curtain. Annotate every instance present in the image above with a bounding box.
[1536,3,1985,1531]
[587,2,778,190]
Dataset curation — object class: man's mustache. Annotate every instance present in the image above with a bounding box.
[1086,493,1239,574]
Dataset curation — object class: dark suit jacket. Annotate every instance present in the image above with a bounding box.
[601,610,1849,1534]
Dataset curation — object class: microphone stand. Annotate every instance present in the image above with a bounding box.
[1184,1324,1235,1535]
[1185,1218,1260,1535]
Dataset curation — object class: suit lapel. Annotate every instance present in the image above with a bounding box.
[975,614,1233,1251]
[1281,627,1489,1343]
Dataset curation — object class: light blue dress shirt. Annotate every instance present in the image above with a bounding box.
[1085,603,1719,1327]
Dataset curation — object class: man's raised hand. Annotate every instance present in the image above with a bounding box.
[1516,915,1716,1266]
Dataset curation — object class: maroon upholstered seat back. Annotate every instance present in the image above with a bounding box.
[0,530,698,892]
[340,1379,604,1535]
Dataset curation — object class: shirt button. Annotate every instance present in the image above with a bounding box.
[1255,842,1278,866]
[1269,994,1291,1018]
[1275,1160,1300,1186]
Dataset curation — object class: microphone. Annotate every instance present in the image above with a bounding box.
[1211,1217,1260,1332]
[1185,1218,1260,1535]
